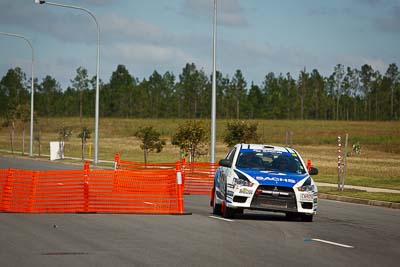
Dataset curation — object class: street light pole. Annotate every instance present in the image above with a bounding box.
[0,32,35,157]
[210,0,217,163]
[35,0,100,164]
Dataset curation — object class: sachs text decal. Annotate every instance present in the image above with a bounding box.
[255,176,296,183]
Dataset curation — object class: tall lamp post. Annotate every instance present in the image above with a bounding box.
[0,32,35,157]
[35,0,100,164]
[210,0,217,163]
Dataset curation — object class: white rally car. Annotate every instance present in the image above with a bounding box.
[210,144,318,222]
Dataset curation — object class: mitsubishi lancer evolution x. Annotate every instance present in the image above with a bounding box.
[210,144,319,222]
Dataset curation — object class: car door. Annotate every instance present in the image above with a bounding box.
[218,147,237,199]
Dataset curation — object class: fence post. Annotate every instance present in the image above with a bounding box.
[176,161,184,214]
[28,171,39,212]
[285,131,288,146]
[337,136,342,191]
[290,131,293,148]
[341,133,349,192]
[84,161,89,212]
[1,169,15,212]
[114,153,120,170]
[181,157,186,184]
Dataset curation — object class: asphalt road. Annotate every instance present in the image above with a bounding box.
[0,155,83,170]
[1,156,399,267]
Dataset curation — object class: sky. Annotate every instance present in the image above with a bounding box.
[1,0,399,89]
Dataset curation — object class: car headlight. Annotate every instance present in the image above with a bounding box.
[297,177,315,192]
[233,170,253,187]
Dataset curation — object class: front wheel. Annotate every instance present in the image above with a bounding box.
[300,214,314,222]
[222,201,235,219]
[212,187,222,215]
[286,212,299,220]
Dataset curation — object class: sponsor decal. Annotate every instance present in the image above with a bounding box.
[255,176,296,184]
[233,177,249,186]
[239,188,253,194]
[300,192,314,201]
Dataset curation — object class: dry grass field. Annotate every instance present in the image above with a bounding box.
[1,118,399,191]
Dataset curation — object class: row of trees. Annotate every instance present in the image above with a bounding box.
[134,120,259,163]
[1,62,400,121]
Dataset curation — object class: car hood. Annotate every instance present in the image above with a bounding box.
[236,168,309,188]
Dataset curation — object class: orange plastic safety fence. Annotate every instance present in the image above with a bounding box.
[118,159,176,171]
[0,167,183,214]
[114,154,218,195]
[183,162,218,195]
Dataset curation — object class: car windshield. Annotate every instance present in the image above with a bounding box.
[235,150,306,174]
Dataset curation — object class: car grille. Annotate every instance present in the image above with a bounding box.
[251,185,297,211]
[233,196,248,203]
[301,202,313,209]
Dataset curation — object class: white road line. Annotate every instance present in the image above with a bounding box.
[144,202,154,205]
[312,238,354,248]
[209,216,234,222]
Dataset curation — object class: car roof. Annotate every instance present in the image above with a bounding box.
[235,144,296,154]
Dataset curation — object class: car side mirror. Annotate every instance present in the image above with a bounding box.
[309,167,318,175]
[219,159,232,168]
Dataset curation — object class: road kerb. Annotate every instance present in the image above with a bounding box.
[318,193,400,209]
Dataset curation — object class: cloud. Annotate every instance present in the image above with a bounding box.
[104,42,193,64]
[100,41,205,82]
[99,14,179,46]
[78,0,121,6]
[355,0,385,6]
[0,1,99,44]
[181,0,248,27]
[375,6,400,32]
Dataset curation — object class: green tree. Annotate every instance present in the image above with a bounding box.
[385,63,399,120]
[60,87,79,116]
[37,75,62,116]
[298,68,309,120]
[333,64,345,120]
[107,65,136,117]
[147,71,163,118]
[71,67,89,125]
[230,69,247,119]
[78,127,91,161]
[2,108,18,154]
[214,71,230,118]
[308,70,325,119]
[223,120,260,147]
[176,63,208,118]
[16,103,30,155]
[161,71,177,118]
[246,82,264,119]
[343,67,361,120]
[0,67,29,116]
[360,64,374,120]
[285,73,298,119]
[134,126,166,164]
[171,121,208,162]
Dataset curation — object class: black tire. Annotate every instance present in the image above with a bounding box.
[212,187,222,215]
[222,204,235,219]
[300,214,314,222]
[222,182,235,219]
[286,212,299,220]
